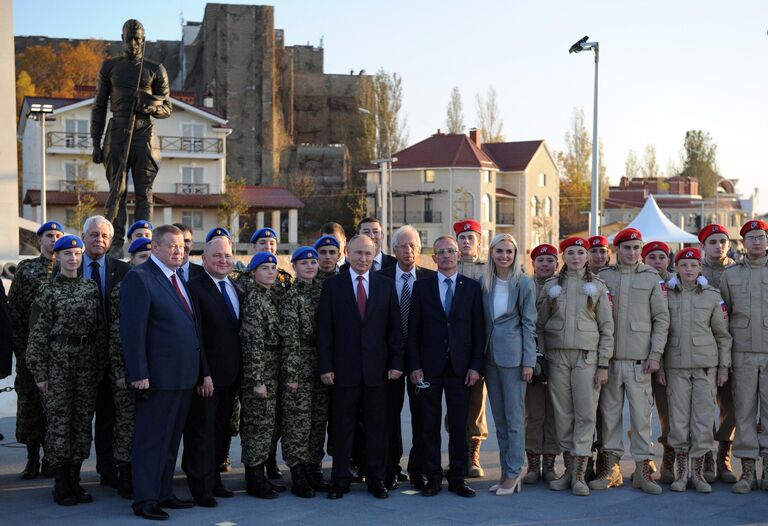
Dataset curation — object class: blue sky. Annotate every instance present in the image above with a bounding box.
[13,0,768,212]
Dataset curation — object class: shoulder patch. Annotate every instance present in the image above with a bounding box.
[719,300,728,320]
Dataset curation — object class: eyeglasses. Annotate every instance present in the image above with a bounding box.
[744,234,767,242]
[435,248,458,256]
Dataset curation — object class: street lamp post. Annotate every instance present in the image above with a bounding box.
[358,107,396,243]
[28,103,54,224]
[569,35,600,236]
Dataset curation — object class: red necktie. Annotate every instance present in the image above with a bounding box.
[356,275,367,319]
[171,273,194,318]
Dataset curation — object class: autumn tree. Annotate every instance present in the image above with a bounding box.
[65,176,97,231]
[217,176,250,241]
[640,144,661,179]
[625,149,640,179]
[445,86,464,134]
[475,85,504,142]
[15,70,36,110]
[557,108,593,235]
[679,130,720,197]
[357,69,409,160]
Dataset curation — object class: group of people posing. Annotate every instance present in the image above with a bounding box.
[4,212,768,520]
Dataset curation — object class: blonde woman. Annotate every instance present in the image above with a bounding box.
[481,233,537,495]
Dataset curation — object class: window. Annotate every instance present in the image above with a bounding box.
[530,196,539,217]
[182,166,204,184]
[484,170,492,183]
[538,173,546,186]
[181,210,203,229]
[64,119,89,148]
[424,169,436,183]
[481,193,492,223]
[181,123,205,152]
[65,162,89,182]
[544,196,552,217]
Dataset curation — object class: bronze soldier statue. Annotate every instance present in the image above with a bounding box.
[91,19,171,257]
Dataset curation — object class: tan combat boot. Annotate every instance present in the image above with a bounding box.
[716,441,737,483]
[588,453,623,490]
[731,458,757,494]
[542,453,557,483]
[761,454,768,491]
[571,456,590,496]
[522,451,540,485]
[691,455,712,493]
[467,439,484,478]
[633,460,662,495]
[702,450,716,483]
[670,450,688,492]
[659,445,675,484]
[549,452,572,491]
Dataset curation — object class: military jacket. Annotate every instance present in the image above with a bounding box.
[280,279,323,383]
[236,267,293,297]
[7,255,54,355]
[663,280,731,373]
[719,254,768,353]
[598,263,669,362]
[536,269,615,366]
[701,256,735,290]
[25,275,105,383]
[458,255,485,282]
[108,283,126,381]
[240,285,282,387]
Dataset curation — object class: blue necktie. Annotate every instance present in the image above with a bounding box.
[219,280,238,320]
[444,278,453,314]
[89,261,103,299]
[177,266,186,283]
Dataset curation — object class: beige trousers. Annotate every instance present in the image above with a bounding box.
[524,380,559,454]
[467,378,488,442]
[732,352,768,459]
[546,350,599,457]
[652,374,670,446]
[666,367,717,458]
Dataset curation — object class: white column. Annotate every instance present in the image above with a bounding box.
[271,210,281,235]
[288,209,298,244]
[256,211,265,229]
[0,0,19,259]
[163,207,173,224]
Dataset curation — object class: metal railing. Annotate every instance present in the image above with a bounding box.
[176,183,210,195]
[496,212,516,225]
[160,136,223,153]
[47,132,92,149]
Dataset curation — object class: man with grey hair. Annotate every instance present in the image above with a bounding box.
[80,215,131,489]
[379,225,435,489]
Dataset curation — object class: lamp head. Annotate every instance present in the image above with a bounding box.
[569,35,589,53]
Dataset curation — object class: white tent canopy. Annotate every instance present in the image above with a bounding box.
[608,194,699,244]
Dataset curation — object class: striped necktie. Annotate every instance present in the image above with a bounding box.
[400,273,412,339]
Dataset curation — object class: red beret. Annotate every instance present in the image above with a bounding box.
[613,228,643,246]
[559,237,588,253]
[453,219,481,236]
[530,244,557,260]
[641,241,670,260]
[588,235,609,249]
[698,224,729,244]
[675,247,702,263]
[740,219,768,238]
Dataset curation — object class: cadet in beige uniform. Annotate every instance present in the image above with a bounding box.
[698,223,738,483]
[524,244,560,484]
[719,219,768,493]
[537,237,613,496]
[642,241,675,484]
[591,228,669,495]
[657,248,731,493]
[454,219,487,477]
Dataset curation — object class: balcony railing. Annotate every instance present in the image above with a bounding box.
[47,132,92,149]
[496,212,516,225]
[176,183,210,195]
[392,210,442,224]
[160,136,223,153]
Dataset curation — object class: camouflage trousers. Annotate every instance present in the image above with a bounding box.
[280,349,329,467]
[42,346,98,465]
[240,377,279,468]
[111,384,135,464]
[230,393,241,436]
[14,356,46,446]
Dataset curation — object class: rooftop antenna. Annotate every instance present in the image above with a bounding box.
[319,35,324,48]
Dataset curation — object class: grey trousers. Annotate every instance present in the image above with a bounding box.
[485,362,527,479]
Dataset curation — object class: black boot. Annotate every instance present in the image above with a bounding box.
[70,461,93,503]
[305,463,330,492]
[41,455,52,477]
[117,462,133,499]
[245,465,279,499]
[290,465,315,498]
[266,453,282,479]
[99,462,118,488]
[20,445,40,480]
[52,464,77,506]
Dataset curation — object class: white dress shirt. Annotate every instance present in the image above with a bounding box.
[493,277,510,319]
[151,254,191,305]
[437,270,459,306]
[207,272,240,318]
[372,252,383,272]
[350,269,370,300]
[395,265,417,301]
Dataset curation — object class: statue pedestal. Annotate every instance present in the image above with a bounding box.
[0,0,19,261]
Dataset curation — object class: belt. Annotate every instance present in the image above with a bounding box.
[51,335,91,346]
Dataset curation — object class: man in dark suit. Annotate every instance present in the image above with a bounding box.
[408,235,484,498]
[173,223,205,282]
[183,236,244,507]
[339,217,396,273]
[121,224,209,520]
[80,215,131,487]
[318,234,403,499]
[379,225,435,490]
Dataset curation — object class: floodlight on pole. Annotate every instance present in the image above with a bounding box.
[358,106,394,243]
[569,35,601,236]
[28,103,54,224]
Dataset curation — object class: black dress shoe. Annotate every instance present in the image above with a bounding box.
[448,481,476,498]
[99,469,119,488]
[396,469,409,482]
[411,474,428,490]
[134,504,169,521]
[368,480,389,499]
[194,495,218,508]
[159,495,195,509]
[327,485,348,499]
[384,477,398,490]
[421,480,442,497]
[213,485,234,498]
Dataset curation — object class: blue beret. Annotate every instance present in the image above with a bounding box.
[291,246,319,262]
[53,235,83,252]
[127,221,153,238]
[250,227,278,244]
[128,237,152,254]
[313,235,340,250]
[206,227,231,243]
[37,221,64,236]
[247,252,278,271]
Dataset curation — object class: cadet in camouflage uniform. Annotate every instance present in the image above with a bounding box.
[279,246,329,498]
[315,235,341,283]
[26,235,105,506]
[454,219,488,477]
[698,223,738,483]
[7,221,64,479]
[239,252,284,499]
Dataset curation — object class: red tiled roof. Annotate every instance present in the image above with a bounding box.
[391,132,498,170]
[482,140,544,172]
[496,188,517,197]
